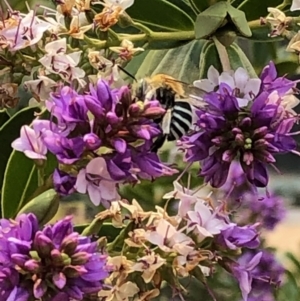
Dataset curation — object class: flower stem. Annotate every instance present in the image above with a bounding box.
[37,167,45,187]
[84,30,195,49]
[212,36,231,72]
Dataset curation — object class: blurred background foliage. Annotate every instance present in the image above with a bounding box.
[3,0,300,300]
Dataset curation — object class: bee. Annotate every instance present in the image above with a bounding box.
[134,74,206,152]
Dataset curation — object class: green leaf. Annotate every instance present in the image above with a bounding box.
[74,223,122,242]
[17,189,60,226]
[249,25,283,42]
[199,40,222,78]
[1,151,57,219]
[130,40,205,83]
[0,110,9,128]
[189,0,225,12]
[195,2,228,39]
[275,61,299,76]
[0,106,40,194]
[166,0,197,19]
[126,0,195,31]
[1,151,37,218]
[237,0,282,21]
[195,2,251,39]
[227,42,257,77]
[227,5,251,37]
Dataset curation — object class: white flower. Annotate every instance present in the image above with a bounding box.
[110,39,144,60]
[291,0,300,11]
[39,38,85,86]
[24,76,57,102]
[75,157,120,207]
[1,10,51,51]
[194,66,261,107]
[266,7,289,37]
[163,181,208,217]
[187,200,227,242]
[130,253,166,283]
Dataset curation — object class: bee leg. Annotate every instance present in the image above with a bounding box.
[151,134,167,153]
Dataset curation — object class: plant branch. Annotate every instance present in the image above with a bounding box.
[84,30,195,49]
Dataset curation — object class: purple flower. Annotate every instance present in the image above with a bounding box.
[242,250,285,293]
[184,62,298,188]
[230,252,263,300]
[249,194,286,230]
[53,169,76,196]
[14,78,177,203]
[0,214,109,301]
[218,223,260,250]
[47,86,88,126]
[43,133,84,164]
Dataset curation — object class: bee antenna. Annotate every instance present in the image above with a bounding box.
[117,66,137,82]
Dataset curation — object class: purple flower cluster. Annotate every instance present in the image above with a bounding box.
[13,80,177,206]
[0,213,108,301]
[231,249,284,301]
[184,62,299,188]
[219,161,286,230]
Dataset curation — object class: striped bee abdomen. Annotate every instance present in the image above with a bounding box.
[168,101,193,141]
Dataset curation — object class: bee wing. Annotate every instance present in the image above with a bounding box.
[163,77,207,107]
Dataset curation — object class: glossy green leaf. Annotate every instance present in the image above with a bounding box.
[0,106,40,193]
[227,43,257,77]
[17,189,60,226]
[189,0,225,12]
[1,151,57,219]
[1,151,37,218]
[127,0,195,31]
[237,0,282,21]
[166,0,197,19]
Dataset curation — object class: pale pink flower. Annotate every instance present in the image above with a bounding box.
[99,279,139,301]
[145,219,194,255]
[163,181,207,217]
[75,157,120,207]
[39,38,85,86]
[0,10,51,51]
[194,66,261,107]
[291,0,300,11]
[24,76,57,103]
[11,120,48,160]
[130,253,166,283]
[187,201,228,242]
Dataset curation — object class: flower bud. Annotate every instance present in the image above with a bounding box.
[24,259,41,273]
[71,252,91,265]
[63,265,88,278]
[129,103,143,117]
[106,112,120,124]
[84,133,101,150]
[61,233,79,255]
[34,232,54,258]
